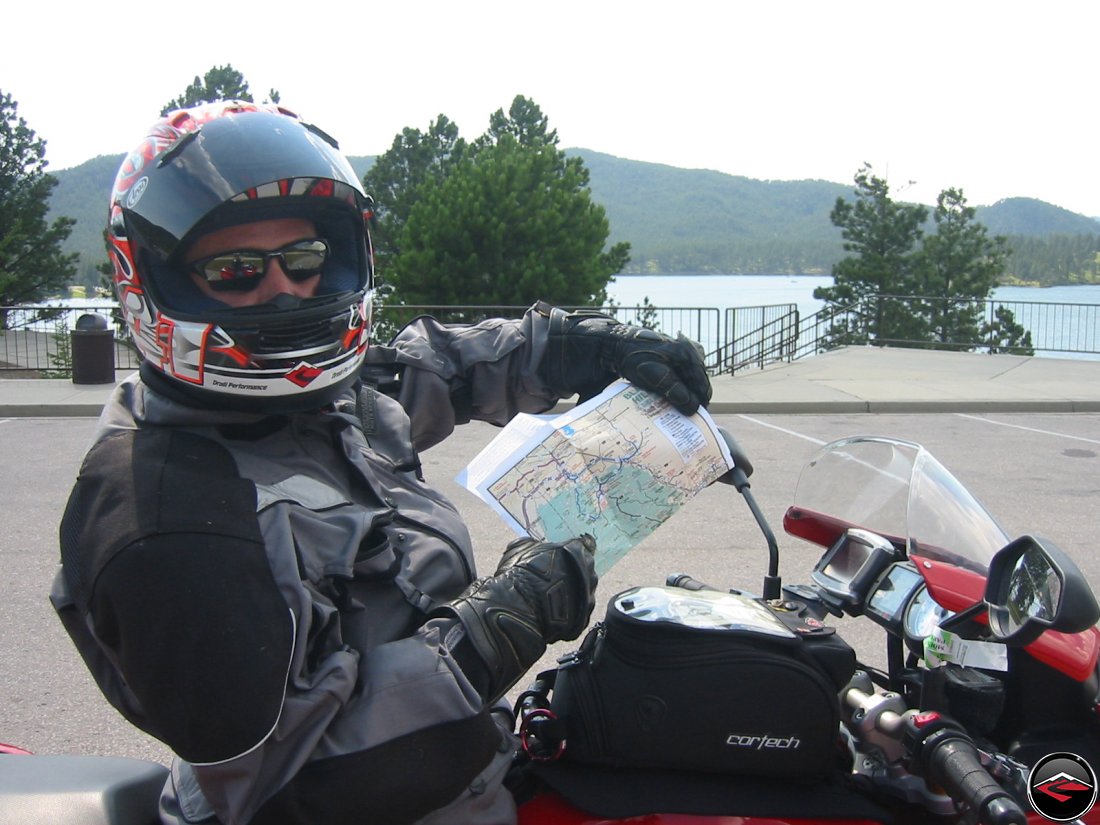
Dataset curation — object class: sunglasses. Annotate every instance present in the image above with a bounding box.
[189,238,329,293]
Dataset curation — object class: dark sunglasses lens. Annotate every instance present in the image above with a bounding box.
[197,240,329,293]
[202,255,266,292]
[280,240,328,279]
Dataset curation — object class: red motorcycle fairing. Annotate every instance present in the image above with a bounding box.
[782,507,854,551]
[517,791,884,825]
[783,506,1100,683]
[914,553,1100,683]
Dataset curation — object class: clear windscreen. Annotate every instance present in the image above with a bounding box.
[792,437,1010,575]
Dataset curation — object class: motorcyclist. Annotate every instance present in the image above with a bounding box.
[50,101,711,825]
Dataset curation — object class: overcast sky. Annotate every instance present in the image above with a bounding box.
[4,1,1097,217]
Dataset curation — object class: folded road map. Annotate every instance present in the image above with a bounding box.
[457,380,735,574]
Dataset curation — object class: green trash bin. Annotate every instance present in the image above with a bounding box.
[71,313,116,384]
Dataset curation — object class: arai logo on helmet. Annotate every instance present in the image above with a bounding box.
[126,177,149,209]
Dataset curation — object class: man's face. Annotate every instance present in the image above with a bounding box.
[185,218,321,308]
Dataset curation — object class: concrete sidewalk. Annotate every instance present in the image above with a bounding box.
[707,347,1100,413]
[2,347,1100,418]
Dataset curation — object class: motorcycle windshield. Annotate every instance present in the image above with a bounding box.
[792,437,1010,575]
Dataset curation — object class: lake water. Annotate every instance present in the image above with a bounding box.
[607,274,1100,314]
[607,274,832,317]
[606,274,1100,360]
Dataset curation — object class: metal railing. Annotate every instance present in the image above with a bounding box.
[0,304,139,377]
[802,296,1099,358]
[718,304,800,372]
[3,295,1098,377]
[0,302,725,376]
[711,295,1100,372]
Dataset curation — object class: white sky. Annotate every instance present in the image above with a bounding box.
[4,0,1098,216]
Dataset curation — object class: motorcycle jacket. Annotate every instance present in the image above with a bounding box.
[52,306,562,825]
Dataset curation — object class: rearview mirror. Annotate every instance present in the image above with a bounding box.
[985,535,1099,645]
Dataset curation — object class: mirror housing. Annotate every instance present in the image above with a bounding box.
[984,535,1099,646]
[716,427,753,487]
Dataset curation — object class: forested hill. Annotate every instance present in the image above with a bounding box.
[572,150,1100,279]
[49,151,1100,286]
[573,150,847,274]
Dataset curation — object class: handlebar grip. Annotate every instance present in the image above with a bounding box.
[926,736,1027,825]
[665,573,718,591]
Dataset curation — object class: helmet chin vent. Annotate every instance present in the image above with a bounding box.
[253,317,335,355]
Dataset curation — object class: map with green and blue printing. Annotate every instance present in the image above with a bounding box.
[459,381,734,574]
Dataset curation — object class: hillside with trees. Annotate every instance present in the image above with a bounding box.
[47,150,1100,291]
[574,150,848,274]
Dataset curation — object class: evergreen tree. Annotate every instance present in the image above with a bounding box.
[913,188,1011,349]
[478,95,557,149]
[815,165,927,345]
[161,65,280,115]
[983,305,1034,355]
[365,96,629,311]
[0,90,78,325]
[819,169,1034,354]
[395,132,625,307]
[361,115,468,271]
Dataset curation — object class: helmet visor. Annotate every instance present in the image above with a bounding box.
[120,110,366,261]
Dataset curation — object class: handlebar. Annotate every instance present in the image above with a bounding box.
[666,573,718,592]
[921,732,1026,825]
[842,678,1027,825]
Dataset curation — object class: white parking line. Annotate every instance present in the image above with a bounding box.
[734,414,827,446]
[955,413,1100,446]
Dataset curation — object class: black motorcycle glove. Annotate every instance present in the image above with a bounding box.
[541,304,713,415]
[438,535,598,703]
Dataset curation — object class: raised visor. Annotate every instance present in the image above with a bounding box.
[0,754,167,825]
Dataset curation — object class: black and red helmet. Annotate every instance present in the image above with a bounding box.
[108,100,374,411]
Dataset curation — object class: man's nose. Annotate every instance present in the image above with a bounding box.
[254,259,313,302]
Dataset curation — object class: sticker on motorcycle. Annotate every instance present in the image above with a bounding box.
[923,627,1008,671]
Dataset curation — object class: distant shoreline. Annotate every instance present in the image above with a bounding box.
[614,272,1098,289]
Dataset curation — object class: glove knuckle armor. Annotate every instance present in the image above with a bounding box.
[542,305,711,415]
[439,536,597,701]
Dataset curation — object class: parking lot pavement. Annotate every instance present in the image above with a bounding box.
[3,410,1098,762]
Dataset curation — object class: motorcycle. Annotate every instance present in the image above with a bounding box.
[511,433,1100,825]
[3,433,1099,825]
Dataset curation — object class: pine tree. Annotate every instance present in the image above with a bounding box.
[815,164,927,345]
[913,188,1009,349]
[365,96,629,312]
[0,90,78,326]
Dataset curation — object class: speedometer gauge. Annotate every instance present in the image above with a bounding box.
[904,585,955,640]
[865,563,924,633]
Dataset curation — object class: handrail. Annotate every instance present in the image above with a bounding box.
[3,295,1097,376]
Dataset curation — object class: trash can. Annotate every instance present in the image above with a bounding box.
[71,313,116,384]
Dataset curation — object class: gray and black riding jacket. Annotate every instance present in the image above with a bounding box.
[52,306,561,825]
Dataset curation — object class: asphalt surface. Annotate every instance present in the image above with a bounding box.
[2,347,1099,766]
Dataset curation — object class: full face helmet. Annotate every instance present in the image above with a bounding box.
[108,101,374,412]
